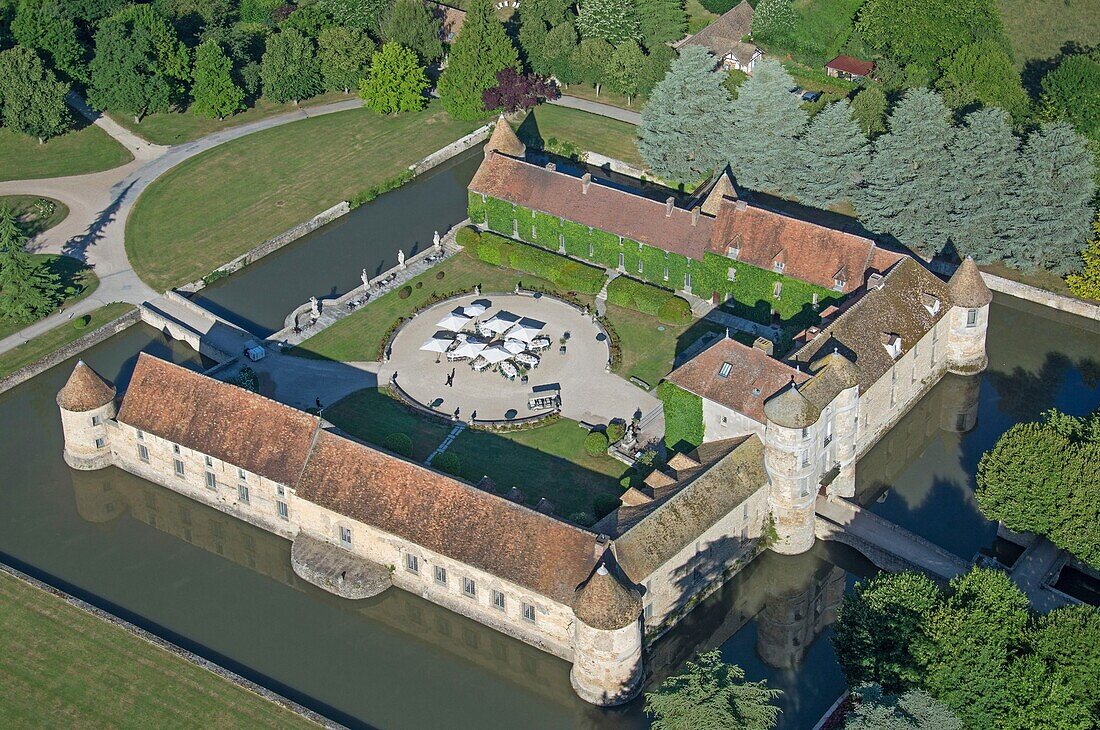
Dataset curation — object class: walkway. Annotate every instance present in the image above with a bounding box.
[1008,538,1072,612]
[551,95,641,125]
[425,423,467,466]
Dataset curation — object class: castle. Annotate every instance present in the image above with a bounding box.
[58,122,992,706]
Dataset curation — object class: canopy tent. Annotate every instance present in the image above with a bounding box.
[505,318,545,343]
[503,338,527,354]
[452,339,487,358]
[462,301,489,317]
[483,311,520,335]
[436,311,471,332]
[419,336,453,353]
[480,345,513,364]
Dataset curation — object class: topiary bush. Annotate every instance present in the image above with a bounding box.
[584,430,609,456]
[658,295,692,324]
[398,285,413,299]
[383,432,413,457]
[433,451,462,476]
[435,270,445,280]
[607,275,681,316]
[72,314,91,330]
[606,422,626,443]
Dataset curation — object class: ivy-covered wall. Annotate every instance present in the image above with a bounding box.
[657,381,704,452]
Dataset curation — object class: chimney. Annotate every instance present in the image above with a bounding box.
[594,533,610,558]
[581,172,592,194]
[867,273,884,289]
[691,206,701,226]
[752,337,774,356]
[665,197,675,217]
[545,162,556,172]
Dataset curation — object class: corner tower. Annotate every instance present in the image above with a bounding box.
[57,360,116,470]
[570,559,643,706]
[762,381,820,555]
[945,258,992,374]
[483,115,526,159]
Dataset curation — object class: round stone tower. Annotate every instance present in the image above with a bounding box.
[57,360,116,471]
[938,372,982,434]
[763,381,821,555]
[945,258,992,374]
[483,114,526,159]
[570,560,644,706]
[808,352,860,499]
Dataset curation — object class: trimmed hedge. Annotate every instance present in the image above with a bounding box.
[606,275,692,323]
[657,296,692,324]
[658,381,704,452]
[475,232,605,294]
[584,430,609,456]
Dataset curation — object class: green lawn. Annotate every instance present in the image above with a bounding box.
[291,251,590,362]
[0,123,132,182]
[324,387,454,462]
[126,102,481,291]
[0,303,132,379]
[516,105,644,168]
[0,255,100,342]
[999,0,1100,67]
[0,195,69,237]
[0,571,315,728]
[604,303,730,389]
[107,92,357,146]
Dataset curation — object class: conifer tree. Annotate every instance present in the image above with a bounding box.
[792,99,868,210]
[750,0,794,45]
[260,28,322,104]
[645,650,782,730]
[1011,122,1097,273]
[0,207,61,324]
[638,45,734,182]
[359,42,428,114]
[189,40,244,119]
[577,0,640,47]
[437,0,519,121]
[604,39,645,103]
[633,0,687,50]
[856,88,957,259]
[946,107,1019,264]
[318,25,375,93]
[384,0,442,64]
[0,45,71,142]
[1066,211,1100,300]
[851,84,888,136]
[727,59,806,193]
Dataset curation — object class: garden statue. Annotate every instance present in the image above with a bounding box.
[433,230,441,251]
[474,285,481,295]
[361,269,369,288]
[397,249,406,269]
[310,296,320,318]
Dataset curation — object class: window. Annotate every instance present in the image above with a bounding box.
[463,577,476,598]
[774,261,785,272]
[172,443,180,455]
[718,362,732,378]
[339,526,352,546]
[91,415,101,426]
[238,484,249,503]
[237,467,246,481]
[434,566,447,586]
[643,604,652,620]
[800,450,809,468]
[773,281,783,298]
[276,485,285,497]
[492,590,505,611]
[136,429,144,441]
[204,455,212,468]
[405,553,419,573]
[523,602,536,623]
[618,252,625,269]
[174,459,185,477]
[205,471,216,489]
[94,437,106,449]
[137,444,149,462]
[277,501,288,520]
[966,308,977,327]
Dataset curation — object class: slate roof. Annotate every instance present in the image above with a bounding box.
[57,360,115,412]
[572,560,643,630]
[683,0,757,63]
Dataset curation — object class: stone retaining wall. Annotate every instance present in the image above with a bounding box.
[0,307,140,396]
[408,124,492,175]
[928,259,1100,322]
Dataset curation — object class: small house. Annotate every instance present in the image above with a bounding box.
[679,0,763,75]
[824,55,875,80]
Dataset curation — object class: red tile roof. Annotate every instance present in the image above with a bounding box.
[57,360,115,412]
[825,55,875,77]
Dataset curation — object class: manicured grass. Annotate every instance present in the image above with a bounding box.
[0,195,69,236]
[0,123,132,182]
[0,255,99,342]
[290,251,588,362]
[686,0,719,34]
[516,105,644,168]
[126,102,480,291]
[603,303,728,389]
[107,92,357,146]
[324,387,454,462]
[0,303,133,378]
[999,0,1100,66]
[0,571,315,728]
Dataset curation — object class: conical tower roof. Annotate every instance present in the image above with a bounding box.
[763,379,820,429]
[573,559,642,630]
[483,115,526,158]
[947,257,992,308]
[701,169,738,217]
[56,360,115,412]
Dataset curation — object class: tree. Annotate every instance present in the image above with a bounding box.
[0,45,70,142]
[638,45,733,181]
[516,0,571,74]
[11,0,87,82]
[832,571,939,693]
[604,39,645,103]
[646,650,780,730]
[1066,211,1100,300]
[437,0,519,120]
[844,685,961,730]
[856,0,1002,73]
[937,39,1029,121]
[946,107,1019,263]
[750,0,794,45]
[481,68,559,114]
[318,25,374,93]
[1041,53,1100,143]
[189,39,243,119]
[727,59,806,194]
[570,37,613,94]
[384,0,441,63]
[1012,122,1097,273]
[1026,605,1100,716]
[0,207,61,324]
[634,0,686,50]
[359,41,427,114]
[261,28,321,104]
[791,99,868,210]
[542,21,579,85]
[577,0,640,47]
[855,88,956,258]
[639,43,676,96]
[850,84,888,136]
[282,4,333,38]
[320,0,393,33]
[238,0,282,24]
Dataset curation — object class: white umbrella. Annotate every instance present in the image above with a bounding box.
[462,302,488,317]
[453,340,487,358]
[506,318,545,343]
[483,311,520,335]
[481,345,513,364]
[436,311,471,332]
[419,336,452,353]
[503,338,527,354]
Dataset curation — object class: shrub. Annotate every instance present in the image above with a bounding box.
[606,422,626,444]
[584,430,609,456]
[382,432,413,457]
[568,511,594,526]
[433,452,461,475]
[558,261,606,294]
[232,366,260,393]
[435,271,445,280]
[72,314,91,330]
[607,275,680,316]
[658,295,692,324]
[474,232,513,266]
[397,285,413,299]
[455,226,480,250]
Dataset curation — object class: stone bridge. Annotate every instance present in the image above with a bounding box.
[140,290,253,363]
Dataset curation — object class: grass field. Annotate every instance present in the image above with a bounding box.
[0,123,132,182]
[0,303,132,378]
[125,102,480,291]
[0,255,99,342]
[998,0,1100,66]
[325,387,455,462]
[516,105,644,168]
[108,92,357,146]
[603,303,729,389]
[0,195,69,236]
[0,570,314,727]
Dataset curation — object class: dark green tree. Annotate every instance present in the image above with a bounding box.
[437,0,518,120]
[11,0,87,82]
[727,58,806,194]
[1041,52,1100,143]
[542,21,579,85]
[189,39,244,118]
[937,38,1029,121]
[384,0,442,64]
[1066,211,1100,300]
[604,38,645,103]
[0,207,61,324]
[318,25,374,93]
[792,99,868,210]
[0,45,71,142]
[359,41,427,114]
[282,3,333,38]
[633,0,686,50]
[238,0,283,24]
[844,685,961,729]
[639,43,676,96]
[856,88,956,258]
[320,0,393,32]
[516,0,571,73]
[850,84,888,136]
[1026,604,1100,717]
[645,650,781,730]
[577,0,640,47]
[260,28,322,104]
[570,37,613,94]
[638,45,733,181]
[856,0,1002,74]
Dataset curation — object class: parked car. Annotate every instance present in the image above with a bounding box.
[243,340,265,361]
[789,86,804,96]
[801,91,823,102]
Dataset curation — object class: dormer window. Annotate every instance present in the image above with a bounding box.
[833,277,846,291]
[719,362,733,378]
[882,333,902,359]
[727,244,740,259]
[774,261,785,273]
[921,293,941,316]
